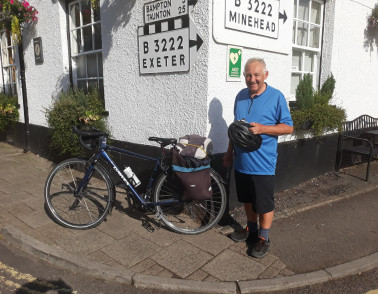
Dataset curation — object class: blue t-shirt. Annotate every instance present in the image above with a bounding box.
[233,84,293,175]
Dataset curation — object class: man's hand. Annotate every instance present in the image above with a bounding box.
[249,122,263,135]
[249,122,293,136]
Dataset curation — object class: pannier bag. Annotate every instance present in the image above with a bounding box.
[172,135,213,200]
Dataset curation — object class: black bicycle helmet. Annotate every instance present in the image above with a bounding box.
[228,119,262,152]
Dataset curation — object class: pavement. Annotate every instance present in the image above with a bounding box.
[0,141,377,294]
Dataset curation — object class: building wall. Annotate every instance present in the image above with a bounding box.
[328,0,378,120]
[3,0,378,151]
[21,0,70,127]
[101,0,210,145]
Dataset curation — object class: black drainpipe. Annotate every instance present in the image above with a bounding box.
[18,39,30,153]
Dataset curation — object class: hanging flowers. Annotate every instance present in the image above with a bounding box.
[0,0,38,43]
[91,0,99,10]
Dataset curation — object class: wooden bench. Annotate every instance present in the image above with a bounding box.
[337,115,378,181]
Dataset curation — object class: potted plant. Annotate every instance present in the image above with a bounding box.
[291,73,346,137]
[45,88,110,158]
[0,92,19,140]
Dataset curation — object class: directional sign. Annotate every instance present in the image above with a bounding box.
[138,25,190,74]
[226,0,280,39]
[138,1,204,75]
[144,0,188,24]
[213,0,292,55]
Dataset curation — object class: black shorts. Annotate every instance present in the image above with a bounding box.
[234,171,275,214]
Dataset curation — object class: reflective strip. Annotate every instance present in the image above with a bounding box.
[172,165,210,172]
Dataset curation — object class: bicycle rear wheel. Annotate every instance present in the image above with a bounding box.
[44,158,114,229]
[153,169,226,234]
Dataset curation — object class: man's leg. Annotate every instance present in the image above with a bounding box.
[259,210,274,241]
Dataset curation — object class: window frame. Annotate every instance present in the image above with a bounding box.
[291,0,324,95]
[67,0,104,94]
[0,30,18,97]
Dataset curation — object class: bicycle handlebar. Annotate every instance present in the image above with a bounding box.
[72,126,109,150]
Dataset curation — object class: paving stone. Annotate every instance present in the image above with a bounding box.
[87,249,114,264]
[36,223,78,246]
[186,269,209,281]
[203,275,221,282]
[18,210,53,229]
[97,211,137,240]
[51,228,115,255]
[25,185,45,198]
[183,229,234,256]
[4,203,34,217]
[202,249,265,281]
[271,259,286,271]
[130,258,157,273]
[151,240,213,278]
[0,183,29,195]
[103,233,162,268]
[258,264,282,279]
[257,253,278,267]
[23,197,44,212]
[156,269,175,278]
[0,191,34,206]
[133,224,182,247]
[143,263,165,275]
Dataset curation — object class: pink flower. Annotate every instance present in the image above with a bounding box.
[10,0,14,3]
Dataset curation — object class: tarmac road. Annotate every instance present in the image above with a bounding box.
[270,189,378,273]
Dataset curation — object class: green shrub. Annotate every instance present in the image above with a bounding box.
[318,73,335,105]
[291,74,346,137]
[46,88,109,157]
[295,73,314,110]
[0,93,19,133]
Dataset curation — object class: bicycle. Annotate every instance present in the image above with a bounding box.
[44,126,227,235]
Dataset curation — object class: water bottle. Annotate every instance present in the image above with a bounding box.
[123,166,141,187]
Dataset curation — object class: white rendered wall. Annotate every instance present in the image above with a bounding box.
[101,0,210,145]
[327,0,378,120]
[21,0,70,127]
[6,0,377,152]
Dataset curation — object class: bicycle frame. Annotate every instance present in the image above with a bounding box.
[75,136,182,208]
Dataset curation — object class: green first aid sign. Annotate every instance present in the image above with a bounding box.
[228,46,242,80]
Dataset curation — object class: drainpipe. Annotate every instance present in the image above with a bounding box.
[18,39,30,153]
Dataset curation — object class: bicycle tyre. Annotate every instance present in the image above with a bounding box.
[153,169,226,234]
[44,158,114,229]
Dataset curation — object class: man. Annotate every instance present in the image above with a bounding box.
[223,58,293,258]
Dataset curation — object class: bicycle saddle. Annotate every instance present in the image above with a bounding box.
[148,137,177,146]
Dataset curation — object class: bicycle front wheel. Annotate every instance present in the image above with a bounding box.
[44,158,114,229]
[153,170,226,235]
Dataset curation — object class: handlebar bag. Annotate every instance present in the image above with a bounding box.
[172,135,213,200]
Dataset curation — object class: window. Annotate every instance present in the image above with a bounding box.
[0,30,18,97]
[291,0,323,95]
[69,0,104,96]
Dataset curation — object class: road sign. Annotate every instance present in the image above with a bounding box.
[144,0,188,24]
[138,2,204,75]
[213,0,291,55]
[138,24,190,74]
[225,0,280,39]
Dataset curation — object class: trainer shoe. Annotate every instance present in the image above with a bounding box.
[230,227,259,243]
[230,227,249,242]
[251,237,270,258]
